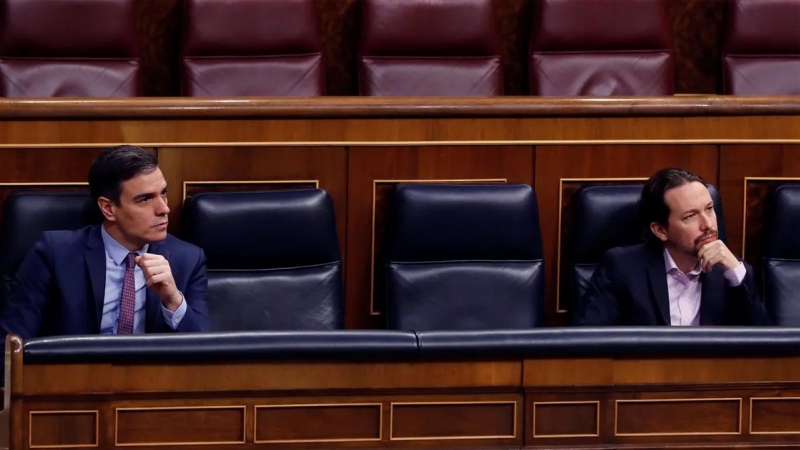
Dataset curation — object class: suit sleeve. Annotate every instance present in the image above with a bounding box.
[169,246,210,332]
[726,261,771,326]
[0,236,55,339]
[574,250,624,326]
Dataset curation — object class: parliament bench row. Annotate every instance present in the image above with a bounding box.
[17,327,800,364]
[1,183,798,332]
[1,0,798,97]
[3,327,799,449]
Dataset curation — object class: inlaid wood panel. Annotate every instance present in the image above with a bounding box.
[750,398,800,435]
[390,402,517,441]
[534,144,719,324]
[115,406,245,445]
[719,145,800,258]
[346,145,534,328]
[29,411,97,448]
[616,399,741,436]
[254,403,381,443]
[532,401,599,439]
[156,145,347,254]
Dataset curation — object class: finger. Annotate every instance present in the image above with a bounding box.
[148,273,170,285]
[139,259,168,269]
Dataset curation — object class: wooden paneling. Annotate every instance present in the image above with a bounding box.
[532,402,599,438]
[346,145,533,328]
[115,406,245,445]
[616,399,741,436]
[523,357,800,386]
[29,411,97,448]
[254,404,381,443]
[390,402,517,441]
[13,361,800,449]
[156,146,347,251]
[718,144,800,263]
[534,144,719,323]
[0,148,102,182]
[21,361,522,396]
[750,398,800,434]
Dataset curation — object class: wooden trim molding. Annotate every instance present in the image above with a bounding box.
[2,97,799,119]
[181,180,320,201]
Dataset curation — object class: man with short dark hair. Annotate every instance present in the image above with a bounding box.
[574,168,769,326]
[1,145,209,338]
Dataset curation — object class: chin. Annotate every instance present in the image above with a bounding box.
[149,230,168,242]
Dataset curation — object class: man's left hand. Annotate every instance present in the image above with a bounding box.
[135,253,183,311]
[697,240,740,273]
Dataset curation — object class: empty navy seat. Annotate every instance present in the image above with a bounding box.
[0,192,101,306]
[762,184,800,326]
[182,190,344,331]
[569,184,727,314]
[385,184,545,330]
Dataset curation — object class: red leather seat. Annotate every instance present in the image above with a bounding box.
[529,0,674,96]
[358,0,502,96]
[181,0,324,97]
[723,0,800,95]
[0,0,141,97]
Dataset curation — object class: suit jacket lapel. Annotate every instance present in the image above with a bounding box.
[144,241,170,332]
[645,246,671,325]
[84,226,106,333]
[700,269,725,325]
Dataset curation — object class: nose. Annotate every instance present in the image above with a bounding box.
[155,195,170,216]
[699,211,711,231]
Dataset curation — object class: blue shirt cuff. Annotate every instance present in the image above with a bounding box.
[723,262,746,287]
[160,292,187,330]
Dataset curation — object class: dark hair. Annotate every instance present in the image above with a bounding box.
[88,145,158,204]
[639,168,705,244]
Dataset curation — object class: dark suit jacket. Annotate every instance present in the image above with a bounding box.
[574,243,770,326]
[0,225,210,339]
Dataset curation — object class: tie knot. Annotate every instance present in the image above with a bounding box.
[126,252,137,269]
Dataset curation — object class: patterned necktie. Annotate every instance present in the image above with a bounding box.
[117,252,137,334]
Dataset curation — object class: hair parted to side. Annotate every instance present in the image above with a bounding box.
[88,145,158,204]
[639,168,705,244]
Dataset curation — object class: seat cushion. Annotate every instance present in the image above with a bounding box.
[387,261,545,330]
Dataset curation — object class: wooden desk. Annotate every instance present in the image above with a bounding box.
[1,96,799,328]
[2,332,799,449]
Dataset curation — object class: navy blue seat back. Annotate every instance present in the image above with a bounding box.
[762,184,800,326]
[0,192,101,306]
[569,184,727,310]
[385,184,545,330]
[182,190,344,331]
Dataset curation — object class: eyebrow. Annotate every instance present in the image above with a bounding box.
[132,186,168,202]
[682,201,714,216]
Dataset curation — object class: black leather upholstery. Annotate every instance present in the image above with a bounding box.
[21,328,800,364]
[22,331,419,364]
[568,184,727,311]
[416,328,800,359]
[182,190,344,331]
[762,184,800,326]
[385,184,545,330]
[0,192,102,306]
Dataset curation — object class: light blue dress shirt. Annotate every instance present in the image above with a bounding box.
[100,226,186,334]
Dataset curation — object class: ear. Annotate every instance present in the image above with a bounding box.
[649,221,668,242]
[97,197,117,222]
